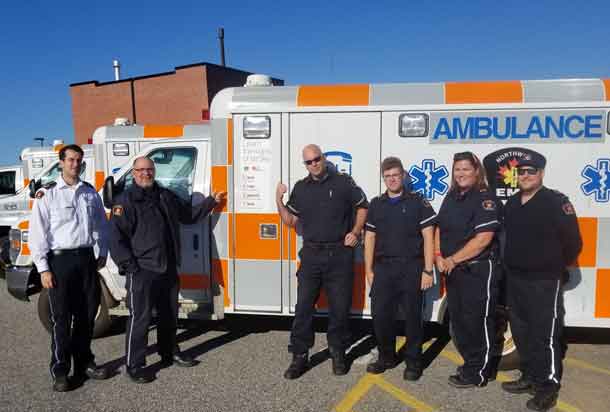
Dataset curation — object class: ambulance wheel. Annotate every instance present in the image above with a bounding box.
[37,281,113,338]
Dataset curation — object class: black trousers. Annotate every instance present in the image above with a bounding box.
[446,259,498,384]
[125,269,179,370]
[47,248,100,378]
[506,271,564,388]
[289,245,354,354]
[370,259,423,365]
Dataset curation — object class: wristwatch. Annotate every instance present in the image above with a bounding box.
[423,269,433,276]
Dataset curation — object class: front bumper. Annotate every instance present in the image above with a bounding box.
[6,265,40,301]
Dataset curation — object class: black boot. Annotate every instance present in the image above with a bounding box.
[366,352,397,374]
[329,348,348,376]
[283,353,309,380]
[52,375,71,392]
[501,375,535,394]
[527,387,559,411]
[403,362,423,381]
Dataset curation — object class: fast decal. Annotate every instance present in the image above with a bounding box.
[581,159,610,203]
[408,159,449,201]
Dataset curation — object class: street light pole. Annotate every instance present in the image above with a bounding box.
[34,138,44,147]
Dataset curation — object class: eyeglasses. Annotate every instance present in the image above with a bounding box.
[133,168,155,174]
[517,167,538,176]
[304,156,322,166]
[383,173,403,180]
[453,151,475,161]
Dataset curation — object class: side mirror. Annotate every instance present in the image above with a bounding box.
[103,176,115,208]
[28,179,40,199]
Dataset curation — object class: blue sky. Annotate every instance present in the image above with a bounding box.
[1,0,609,165]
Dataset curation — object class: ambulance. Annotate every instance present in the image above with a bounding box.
[0,164,24,198]
[6,76,610,368]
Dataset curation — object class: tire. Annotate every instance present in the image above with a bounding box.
[37,280,114,339]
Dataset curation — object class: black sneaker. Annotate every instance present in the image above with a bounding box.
[283,353,309,380]
[527,389,558,411]
[502,376,535,394]
[52,375,71,392]
[161,353,198,368]
[403,364,423,382]
[126,367,155,384]
[448,374,486,388]
[330,349,348,376]
[366,355,397,374]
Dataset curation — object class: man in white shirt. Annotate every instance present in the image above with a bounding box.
[29,144,109,392]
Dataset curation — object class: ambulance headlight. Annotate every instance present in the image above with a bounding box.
[32,158,43,169]
[3,203,18,210]
[113,143,130,156]
[243,116,271,139]
[21,230,29,243]
[399,113,429,137]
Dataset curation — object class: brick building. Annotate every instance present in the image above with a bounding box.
[70,62,283,144]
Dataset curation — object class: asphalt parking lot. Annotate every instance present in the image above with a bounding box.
[1,281,610,412]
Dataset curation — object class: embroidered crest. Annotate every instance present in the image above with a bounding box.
[35,191,44,199]
[562,202,575,215]
[482,199,496,211]
[112,205,124,216]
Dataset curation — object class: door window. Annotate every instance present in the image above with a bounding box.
[0,171,16,195]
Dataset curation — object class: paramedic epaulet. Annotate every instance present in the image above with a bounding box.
[81,181,95,190]
[551,189,575,215]
[410,191,432,207]
[339,172,358,187]
[42,181,57,190]
[35,181,56,199]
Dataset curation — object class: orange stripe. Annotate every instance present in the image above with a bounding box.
[18,221,29,230]
[281,225,297,260]
[143,125,184,138]
[595,269,610,318]
[28,200,33,210]
[576,217,597,267]
[21,243,30,256]
[212,258,230,307]
[211,165,228,213]
[297,84,369,106]
[445,81,523,104]
[95,171,105,192]
[227,119,233,166]
[603,79,610,101]
[233,213,281,260]
[179,274,210,289]
[23,178,30,189]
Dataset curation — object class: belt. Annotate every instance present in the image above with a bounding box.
[303,241,343,250]
[49,247,93,256]
[376,256,410,263]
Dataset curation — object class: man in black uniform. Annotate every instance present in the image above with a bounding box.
[110,156,225,383]
[364,157,436,381]
[501,153,582,411]
[276,144,368,379]
[29,144,110,391]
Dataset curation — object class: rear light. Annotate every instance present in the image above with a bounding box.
[9,229,21,264]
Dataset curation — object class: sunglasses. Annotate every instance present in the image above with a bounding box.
[304,155,322,166]
[453,151,475,161]
[517,167,539,176]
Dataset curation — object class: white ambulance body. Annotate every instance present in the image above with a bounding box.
[6,77,610,361]
[0,164,24,198]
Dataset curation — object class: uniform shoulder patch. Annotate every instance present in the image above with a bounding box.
[482,199,496,211]
[562,202,575,215]
[35,190,45,199]
[112,205,124,217]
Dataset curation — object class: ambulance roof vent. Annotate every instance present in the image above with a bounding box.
[52,139,64,146]
[245,74,273,87]
[114,117,131,126]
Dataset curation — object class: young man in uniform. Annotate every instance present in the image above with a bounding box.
[364,157,436,381]
[110,156,225,383]
[501,153,582,411]
[276,144,368,379]
[29,144,110,391]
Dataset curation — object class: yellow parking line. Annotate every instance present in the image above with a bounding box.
[565,357,610,377]
[369,374,435,412]
[437,348,583,412]
[334,374,375,412]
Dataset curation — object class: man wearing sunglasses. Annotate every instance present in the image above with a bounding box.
[276,144,368,380]
[501,153,582,411]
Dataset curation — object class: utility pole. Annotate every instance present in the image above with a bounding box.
[218,27,226,67]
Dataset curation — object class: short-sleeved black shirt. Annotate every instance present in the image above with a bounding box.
[436,188,500,259]
[286,169,368,242]
[365,191,437,260]
[504,186,582,278]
